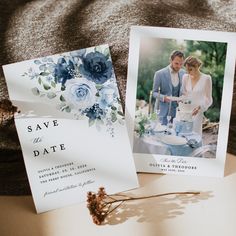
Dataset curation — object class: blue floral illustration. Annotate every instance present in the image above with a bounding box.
[64,78,97,110]
[98,83,118,109]
[70,49,86,66]
[70,49,86,59]
[24,46,124,136]
[54,58,75,89]
[27,67,40,80]
[84,104,104,120]
[79,51,112,84]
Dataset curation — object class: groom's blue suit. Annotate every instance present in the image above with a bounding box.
[152,66,185,125]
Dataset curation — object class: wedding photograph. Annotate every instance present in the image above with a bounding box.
[132,36,227,158]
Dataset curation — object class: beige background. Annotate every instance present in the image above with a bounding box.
[1,153,236,236]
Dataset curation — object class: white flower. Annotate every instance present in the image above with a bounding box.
[64,78,97,110]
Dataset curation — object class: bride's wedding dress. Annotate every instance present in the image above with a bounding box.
[181,73,213,136]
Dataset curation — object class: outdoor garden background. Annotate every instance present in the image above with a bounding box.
[136,37,227,147]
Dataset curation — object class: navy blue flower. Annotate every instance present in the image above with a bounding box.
[54,58,75,89]
[79,52,112,84]
[84,104,104,120]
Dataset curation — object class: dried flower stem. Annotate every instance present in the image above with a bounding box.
[87,187,200,225]
[102,191,200,206]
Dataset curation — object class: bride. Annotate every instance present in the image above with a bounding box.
[181,56,213,136]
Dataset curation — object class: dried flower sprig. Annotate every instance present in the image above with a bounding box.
[0,99,19,126]
[87,187,200,225]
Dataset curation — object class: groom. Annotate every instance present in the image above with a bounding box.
[152,50,185,125]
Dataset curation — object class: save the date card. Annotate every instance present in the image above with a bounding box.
[3,45,138,213]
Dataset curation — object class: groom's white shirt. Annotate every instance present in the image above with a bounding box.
[168,65,180,87]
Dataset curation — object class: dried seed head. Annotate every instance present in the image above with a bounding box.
[86,187,111,225]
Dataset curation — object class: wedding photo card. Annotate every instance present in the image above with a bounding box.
[126,26,236,177]
[3,45,138,213]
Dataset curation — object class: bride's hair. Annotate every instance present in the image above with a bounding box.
[184,56,202,68]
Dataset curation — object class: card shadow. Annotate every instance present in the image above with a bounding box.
[4,196,36,213]
[103,190,213,225]
[224,153,236,176]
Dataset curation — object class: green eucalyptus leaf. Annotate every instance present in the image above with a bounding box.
[61,105,71,113]
[38,77,42,85]
[111,112,117,122]
[65,106,71,113]
[96,84,103,89]
[40,72,50,76]
[95,46,102,53]
[43,83,51,90]
[89,119,95,127]
[116,98,122,104]
[31,87,40,96]
[117,111,124,116]
[111,106,117,111]
[104,47,110,59]
[56,102,66,110]
[51,81,56,88]
[60,95,66,102]
[34,60,41,65]
[47,92,57,99]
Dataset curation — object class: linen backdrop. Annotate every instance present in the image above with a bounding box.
[0,0,236,194]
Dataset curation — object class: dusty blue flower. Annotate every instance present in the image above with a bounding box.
[64,78,97,110]
[47,63,56,73]
[28,67,40,79]
[98,83,118,109]
[84,104,104,120]
[46,75,54,82]
[70,49,86,65]
[39,64,47,71]
[79,52,112,84]
[54,57,75,89]
[70,49,86,58]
